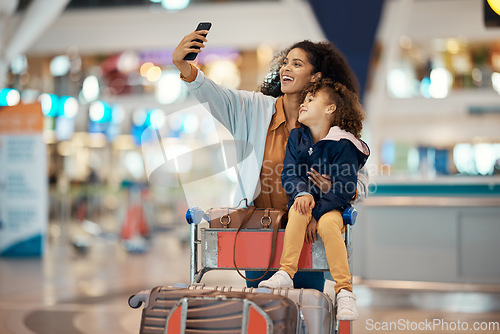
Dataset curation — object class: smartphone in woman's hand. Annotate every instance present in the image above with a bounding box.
[184,22,212,61]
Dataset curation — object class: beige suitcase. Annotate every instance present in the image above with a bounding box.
[129,285,301,334]
[129,284,334,334]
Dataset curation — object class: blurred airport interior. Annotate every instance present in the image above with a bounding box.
[1,0,500,333]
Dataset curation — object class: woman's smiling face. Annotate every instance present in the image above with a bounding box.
[279,48,318,95]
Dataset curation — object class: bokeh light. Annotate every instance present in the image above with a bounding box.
[82,75,100,102]
[156,70,186,104]
[161,0,190,11]
[0,88,20,106]
[50,55,71,77]
[61,96,79,118]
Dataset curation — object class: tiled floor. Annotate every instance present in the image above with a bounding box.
[1,221,500,334]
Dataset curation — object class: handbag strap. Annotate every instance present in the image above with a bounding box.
[233,207,282,282]
[236,198,250,208]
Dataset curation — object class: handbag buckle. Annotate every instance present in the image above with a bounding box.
[220,214,231,228]
[261,215,271,228]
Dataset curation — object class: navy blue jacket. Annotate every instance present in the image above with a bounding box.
[281,126,370,221]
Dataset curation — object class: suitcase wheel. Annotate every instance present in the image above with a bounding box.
[128,294,143,309]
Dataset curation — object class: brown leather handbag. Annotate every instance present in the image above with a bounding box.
[207,206,286,229]
[207,199,287,281]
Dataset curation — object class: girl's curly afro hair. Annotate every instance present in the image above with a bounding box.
[259,40,360,98]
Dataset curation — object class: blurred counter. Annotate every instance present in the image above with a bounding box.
[368,176,500,198]
[353,177,500,285]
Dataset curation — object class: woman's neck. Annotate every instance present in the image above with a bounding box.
[282,93,301,131]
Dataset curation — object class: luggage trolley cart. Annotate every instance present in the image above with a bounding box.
[128,207,356,334]
[185,206,357,334]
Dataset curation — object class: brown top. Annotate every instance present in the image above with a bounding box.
[253,96,300,211]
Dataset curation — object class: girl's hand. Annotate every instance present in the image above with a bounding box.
[308,168,331,193]
[172,30,209,75]
[293,194,315,216]
[305,217,318,244]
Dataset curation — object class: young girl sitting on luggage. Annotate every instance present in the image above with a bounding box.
[258,79,370,321]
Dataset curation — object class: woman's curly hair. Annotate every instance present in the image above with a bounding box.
[259,40,360,98]
[301,79,365,139]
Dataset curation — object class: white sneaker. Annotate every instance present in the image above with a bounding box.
[336,289,358,321]
[258,270,294,289]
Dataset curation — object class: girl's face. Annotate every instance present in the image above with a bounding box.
[298,91,334,127]
[279,48,318,95]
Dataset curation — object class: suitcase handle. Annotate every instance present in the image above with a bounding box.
[165,295,274,334]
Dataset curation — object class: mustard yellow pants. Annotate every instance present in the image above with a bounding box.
[279,207,352,293]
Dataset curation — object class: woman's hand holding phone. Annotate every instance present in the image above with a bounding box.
[172,22,211,78]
